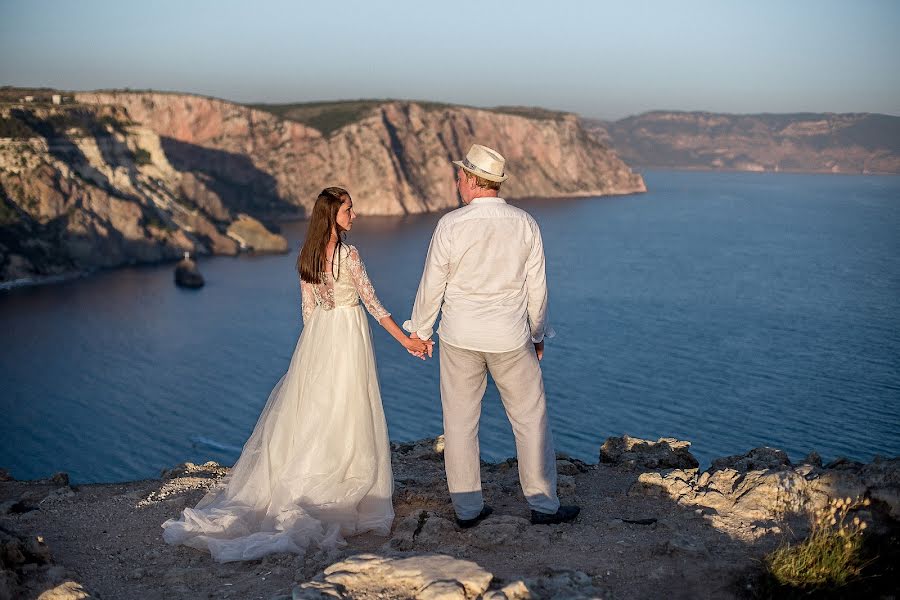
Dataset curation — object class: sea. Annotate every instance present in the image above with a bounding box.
[1,170,898,484]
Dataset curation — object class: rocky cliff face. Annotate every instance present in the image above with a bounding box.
[585,111,900,174]
[0,102,287,284]
[0,91,644,284]
[76,92,646,216]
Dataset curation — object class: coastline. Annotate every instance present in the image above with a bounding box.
[0,271,89,291]
[2,436,897,599]
[0,188,647,292]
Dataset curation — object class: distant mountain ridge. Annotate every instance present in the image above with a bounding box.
[584,111,900,174]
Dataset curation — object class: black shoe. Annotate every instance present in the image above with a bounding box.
[455,505,494,529]
[531,505,580,525]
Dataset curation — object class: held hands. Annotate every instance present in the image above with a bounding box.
[406,332,434,360]
[534,340,544,361]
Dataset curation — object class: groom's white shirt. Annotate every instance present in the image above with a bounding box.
[403,197,553,353]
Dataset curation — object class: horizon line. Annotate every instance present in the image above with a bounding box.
[3,84,899,122]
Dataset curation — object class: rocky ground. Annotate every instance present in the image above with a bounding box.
[1,436,897,600]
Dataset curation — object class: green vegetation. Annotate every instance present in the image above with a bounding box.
[249,100,385,137]
[133,147,152,165]
[248,99,571,136]
[97,114,131,133]
[758,497,874,595]
[0,86,66,104]
[0,198,20,225]
[4,107,130,141]
[0,114,36,139]
[490,105,571,121]
[143,211,175,232]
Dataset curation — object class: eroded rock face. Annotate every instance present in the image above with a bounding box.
[0,103,282,283]
[3,92,645,284]
[709,447,791,472]
[630,448,900,539]
[600,435,700,470]
[75,92,646,217]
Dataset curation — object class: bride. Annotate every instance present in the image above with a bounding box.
[162,187,432,562]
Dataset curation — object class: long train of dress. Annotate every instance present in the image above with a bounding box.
[161,300,394,562]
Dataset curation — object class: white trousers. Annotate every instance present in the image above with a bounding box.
[439,341,560,519]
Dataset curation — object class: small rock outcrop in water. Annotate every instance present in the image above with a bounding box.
[173,252,204,288]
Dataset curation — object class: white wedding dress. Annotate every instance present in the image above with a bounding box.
[162,244,394,562]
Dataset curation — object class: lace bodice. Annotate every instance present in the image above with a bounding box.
[300,244,390,325]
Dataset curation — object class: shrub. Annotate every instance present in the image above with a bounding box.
[134,147,152,165]
[0,115,35,139]
[764,497,872,590]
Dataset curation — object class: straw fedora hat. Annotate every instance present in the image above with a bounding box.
[452,144,508,182]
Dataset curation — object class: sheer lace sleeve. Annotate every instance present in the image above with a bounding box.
[300,279,316,325]
[346,246,390,321]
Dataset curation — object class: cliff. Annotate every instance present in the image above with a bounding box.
[584,111,900,174]
[0,102,287,285]
[1,436,897,599]
[0,91,645,285]
[75,92,645,215]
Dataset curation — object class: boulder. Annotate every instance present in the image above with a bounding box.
[292,553,493,600]
[36,581,94,600]
[0,528,93,600]
[505,569,607,600]
[48,472,69,487]
[600,435,699,469]
[391,436,445,461]
[174,255,204,288]
[709,447,791,472]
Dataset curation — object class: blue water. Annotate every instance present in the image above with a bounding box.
[2,171,899,483]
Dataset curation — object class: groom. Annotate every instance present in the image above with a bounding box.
[404,144,580,528]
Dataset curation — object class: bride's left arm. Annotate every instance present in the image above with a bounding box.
[347,246,432,358]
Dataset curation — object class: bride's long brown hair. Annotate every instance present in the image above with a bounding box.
[297,187,350,283]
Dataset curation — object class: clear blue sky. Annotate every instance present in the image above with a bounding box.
[2,0,899,120]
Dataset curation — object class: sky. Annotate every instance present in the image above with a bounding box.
[2,0,899,120]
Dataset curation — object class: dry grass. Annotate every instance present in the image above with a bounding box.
[765,496,873,590]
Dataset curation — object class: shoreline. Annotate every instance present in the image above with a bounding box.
[0,188,649,293]
[0,270,90,291]
[3,440,893,488]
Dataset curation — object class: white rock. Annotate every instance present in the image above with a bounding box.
[322,553,493,598]
[36,581,93,600]
[416,579,467,600]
